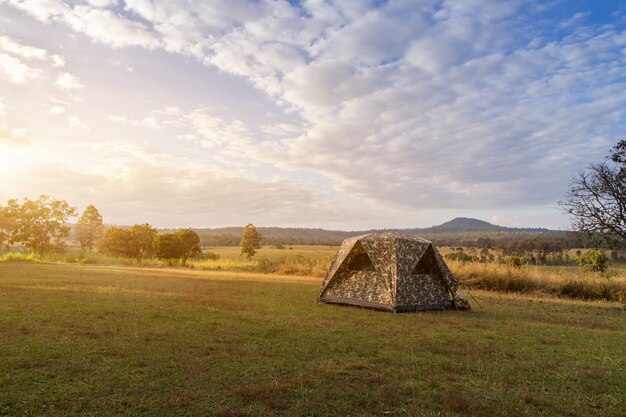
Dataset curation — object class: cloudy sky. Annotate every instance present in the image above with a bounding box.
[0,0,625,230]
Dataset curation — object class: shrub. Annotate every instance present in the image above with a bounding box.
[576,250,609,272]
[256,258,278,273]
[1,252,41,262]
[504,256,524,268]
[196,251,220,261]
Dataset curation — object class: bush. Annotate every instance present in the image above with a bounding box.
[576,250,609,272]
[256,258,278,273]
[445,252,477,262]
[198,251,220,261]
[504,256,524,268]
[0,252,41,262]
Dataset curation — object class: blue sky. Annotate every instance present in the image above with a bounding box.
[0,0,625,230]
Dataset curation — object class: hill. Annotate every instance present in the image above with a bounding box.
[190,217,560,246]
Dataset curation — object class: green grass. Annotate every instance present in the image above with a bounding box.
[1,263,625,416]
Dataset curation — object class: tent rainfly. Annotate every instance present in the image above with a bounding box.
[318,232,470,312]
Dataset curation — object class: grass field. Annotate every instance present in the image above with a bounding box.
[1,263,625,416]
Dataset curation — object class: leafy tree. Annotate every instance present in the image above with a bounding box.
[240,223,262,260]
[4,195,76,256]
[560,140,626,248]
[0,204,16,249]
[101,224,156,262]
[176,229,201,266]
[101,227,133,258]
[576,250,609,272]
[128,223,157,262]
[76,204,103,251]
[154,233,183,263]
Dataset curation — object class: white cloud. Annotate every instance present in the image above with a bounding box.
[55,72,83,90]
[50,54,65,67]
[85,0,116,8]
[3,0,70,22]
[0,53,40,83]
[63,6,159,49]
[2,0,626,223]
[0,34,47,60]
[67,116,90,130]
[48,104,65,115]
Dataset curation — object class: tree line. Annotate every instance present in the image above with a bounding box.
[0,195,264,263]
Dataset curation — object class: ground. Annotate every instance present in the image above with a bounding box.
[1,262,625,416]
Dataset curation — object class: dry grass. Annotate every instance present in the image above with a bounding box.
[450,261,626,303]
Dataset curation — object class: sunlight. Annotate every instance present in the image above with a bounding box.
[0,143,28,176]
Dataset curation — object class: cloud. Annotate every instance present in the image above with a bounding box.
[55,72,83,90]
[63,6,159,48]
[0,141,357,227]
[0,99,28,145]
[0,53,40,83]
[2,0,70,22]
[50,54,65,67]
[48,104,66,115]
[0,34,47,60]
[3,0,626,216]
[67,116,89,130]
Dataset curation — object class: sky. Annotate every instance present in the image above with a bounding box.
[0,0,625,230]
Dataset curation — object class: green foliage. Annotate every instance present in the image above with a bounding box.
[176,229,201,266]
[100,227,131,258]
[202,251,220,261]
[0,204,16,248]
[152,229,201,265]
[128,223,157,262]
[240,223,262,260]
[576,250,609,272]
[0,252,41,262]
[153,233,183,263]
[3,195,76,256]
[444,250,477,262]
[76,204,103,250]
[101,224,157,262]
[504,255,524,268]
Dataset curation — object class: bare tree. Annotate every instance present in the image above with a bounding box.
[560,140,626,248]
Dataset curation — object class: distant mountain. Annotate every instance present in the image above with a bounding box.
[190,217,556,246]
[414,217,552,233]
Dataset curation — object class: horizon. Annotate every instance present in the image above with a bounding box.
[1,1,625,230]
[68,215,563,233]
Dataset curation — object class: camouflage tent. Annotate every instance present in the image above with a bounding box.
[319,233,470,312]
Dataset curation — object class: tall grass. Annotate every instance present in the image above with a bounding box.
[450,261,626,303]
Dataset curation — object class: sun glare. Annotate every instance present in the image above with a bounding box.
[0,144,27,176]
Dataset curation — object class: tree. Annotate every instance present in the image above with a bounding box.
[101,227,133,258]
[560,140,626,248]
[176,229,201,266]
[76,204,103,251]
[100,224,156,262]
[576,250,609,272]
[240,223,262,260]
[4,195,76,256]
[128,223,157,262]
[0,204,16,249]
[154,233,183,263]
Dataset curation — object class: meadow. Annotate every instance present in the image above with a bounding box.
[3,245,626,304]
[1,262,625,417]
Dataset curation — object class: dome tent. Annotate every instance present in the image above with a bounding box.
[318,233,470,312]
